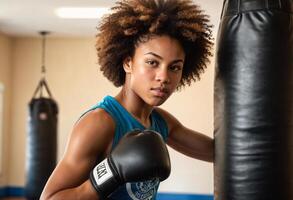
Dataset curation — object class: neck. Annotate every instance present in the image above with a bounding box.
[115,87,153,127]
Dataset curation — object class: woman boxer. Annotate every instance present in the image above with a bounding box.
[41,0,214,199]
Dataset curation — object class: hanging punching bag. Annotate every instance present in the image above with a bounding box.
[214,0,293,200]
[25,78,58,200]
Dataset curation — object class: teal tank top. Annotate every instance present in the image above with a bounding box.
[83,96,169,200]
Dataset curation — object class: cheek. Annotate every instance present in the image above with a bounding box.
[130,66,153,90]
[134,66,154,81]
[172,73,182,86]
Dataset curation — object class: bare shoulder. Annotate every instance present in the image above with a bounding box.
[74,108,115,140]
[69,108,116,159]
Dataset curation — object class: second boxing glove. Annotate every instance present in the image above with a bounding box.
[90,129,171,199]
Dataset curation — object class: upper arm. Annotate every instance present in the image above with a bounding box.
[155,107,214,162]
[41,109,115,198]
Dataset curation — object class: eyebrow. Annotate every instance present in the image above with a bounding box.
[144,52,184,64]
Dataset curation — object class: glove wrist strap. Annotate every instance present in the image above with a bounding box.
[90,158,120,198]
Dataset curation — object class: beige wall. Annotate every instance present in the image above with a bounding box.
[4,35,215,193]
[0,32,12,186]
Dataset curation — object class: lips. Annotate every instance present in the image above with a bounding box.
[150,87,169,97]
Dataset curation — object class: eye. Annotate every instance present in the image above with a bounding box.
[146,59,159,67]
[169,65,182,72]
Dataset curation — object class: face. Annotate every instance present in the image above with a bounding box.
[123,35,185,106]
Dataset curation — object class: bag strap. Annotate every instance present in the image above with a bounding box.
[32,78,53,99]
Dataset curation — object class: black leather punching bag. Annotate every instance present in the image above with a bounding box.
[25,78,58,200]
[214,0,293,200]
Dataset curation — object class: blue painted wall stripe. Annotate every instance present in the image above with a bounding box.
[0,187,214,199]
[157,193,213,200]
[0,187,24,197]
[0,187,6,197]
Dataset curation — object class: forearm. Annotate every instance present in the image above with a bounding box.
[189,135,214,162]
[167,128,214,162]
[192,137,214,162]
[41,180,100,200]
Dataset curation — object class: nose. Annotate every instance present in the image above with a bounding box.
[155,67,170,84]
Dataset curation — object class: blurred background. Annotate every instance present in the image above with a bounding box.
[0,0,223,199]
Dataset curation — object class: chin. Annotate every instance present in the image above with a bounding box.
[148,96,168,106]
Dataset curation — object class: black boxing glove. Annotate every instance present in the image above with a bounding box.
[89,130,171,199]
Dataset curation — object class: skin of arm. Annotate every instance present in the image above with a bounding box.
[40,109,115,200]
[155,107,214,162]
